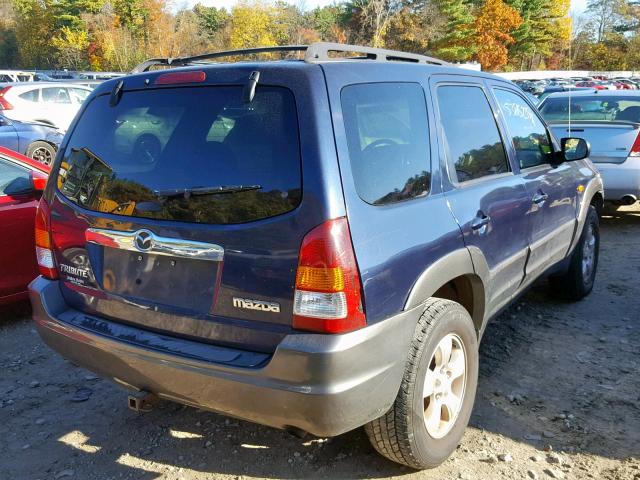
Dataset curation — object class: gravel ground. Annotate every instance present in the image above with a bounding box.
[1,206,639,480]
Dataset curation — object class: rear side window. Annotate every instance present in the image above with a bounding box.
[494,89,553,169]
[341,83,431,205]
[42,87,71,104]
[57,85,301,224]
[437,85,509,183]
[69,88,90,104]
[19,89,39,102]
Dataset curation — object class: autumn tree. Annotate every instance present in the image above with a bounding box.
[11,0,57,68]
[229,1,278,50]
[474,0,522,70]
[384,2,447,54]
[52,26,90,69]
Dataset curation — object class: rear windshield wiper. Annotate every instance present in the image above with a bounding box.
[153,185,262,199]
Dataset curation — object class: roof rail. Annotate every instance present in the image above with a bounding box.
[131,43,448,73]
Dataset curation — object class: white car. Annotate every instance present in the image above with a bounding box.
[0,82,92,132]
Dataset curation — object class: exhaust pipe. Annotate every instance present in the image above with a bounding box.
[127,390,157,413]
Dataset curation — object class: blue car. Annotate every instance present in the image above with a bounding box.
[29,43,603,470]
[0,114,62,165]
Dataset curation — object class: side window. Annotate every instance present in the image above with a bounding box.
[341,83,431,205]
[0,158,31,195]
[42,87,71,104]
[69,88,90,104]
[19,89,39,102]
[494,89,553,169]
[437,85,510,183]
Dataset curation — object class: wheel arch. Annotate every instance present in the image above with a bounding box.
[403,249,487,336]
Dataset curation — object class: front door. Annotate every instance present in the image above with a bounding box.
[490,86,578,284]
[431,79,530,317]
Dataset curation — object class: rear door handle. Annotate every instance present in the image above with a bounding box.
[532,192,549,205]
[471,213,491,232]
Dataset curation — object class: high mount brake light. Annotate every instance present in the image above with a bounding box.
[293,217,366,334]
[154,71,206,85]
[35,200,58,279]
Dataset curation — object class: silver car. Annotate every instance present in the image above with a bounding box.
[539,90,640,205]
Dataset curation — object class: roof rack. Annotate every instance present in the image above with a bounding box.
[131,42,448,73]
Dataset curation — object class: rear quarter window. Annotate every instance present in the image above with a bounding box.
[57,85,302,224]
[341,83,431,205]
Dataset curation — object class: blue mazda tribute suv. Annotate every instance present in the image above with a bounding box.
[30,43,603,469]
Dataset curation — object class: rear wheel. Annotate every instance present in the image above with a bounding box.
[550,205,599,301]
[27,141,56,166]
[365,298,478,469]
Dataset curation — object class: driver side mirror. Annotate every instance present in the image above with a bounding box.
[561,137,590,162]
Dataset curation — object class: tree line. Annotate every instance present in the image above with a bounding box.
[0,0,636,73]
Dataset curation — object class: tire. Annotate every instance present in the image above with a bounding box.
[27,141,56,166]
[549,205,599,301]
[365,298,478,469]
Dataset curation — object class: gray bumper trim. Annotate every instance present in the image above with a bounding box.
[29,277,420,437]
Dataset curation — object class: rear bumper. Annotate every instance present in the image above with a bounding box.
[29,276,418,437]
[596,157,640,201]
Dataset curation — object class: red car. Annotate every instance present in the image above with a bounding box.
[0,146,49,305]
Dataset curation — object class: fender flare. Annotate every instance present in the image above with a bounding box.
[569,176,604,254]
[403,248,489,333]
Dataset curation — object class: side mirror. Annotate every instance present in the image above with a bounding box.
[561,137,590,162]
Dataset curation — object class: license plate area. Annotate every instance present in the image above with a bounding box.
[101,248,219,313]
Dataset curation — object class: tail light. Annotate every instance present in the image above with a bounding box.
[630,131,640,157]
[0,86,13,110]
[293,217,366,334]
[35,200,58,279]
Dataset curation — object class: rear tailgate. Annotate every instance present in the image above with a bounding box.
[47,66,336,353]
[548,122,640,164]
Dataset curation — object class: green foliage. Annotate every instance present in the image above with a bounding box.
[431,0,477,61]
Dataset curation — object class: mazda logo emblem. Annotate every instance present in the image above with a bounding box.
[134,230,153,252]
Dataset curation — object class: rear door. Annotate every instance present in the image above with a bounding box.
[49,68,331,353]
[431,77,531,317]
[490,86,578,282]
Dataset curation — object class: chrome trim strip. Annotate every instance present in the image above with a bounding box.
[86,228,224,262]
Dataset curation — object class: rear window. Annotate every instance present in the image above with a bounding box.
[57,85,302,224]
[540,96,640,123]
[341,83,431,205]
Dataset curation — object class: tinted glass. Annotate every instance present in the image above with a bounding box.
[42,87,71,104]
[58,86,301,224]
[0,158,31,195]
[19,89,39,102]
[437,86,509,183]
[342,83,430,205]
[494,89,553,169]
[540,95,640,123]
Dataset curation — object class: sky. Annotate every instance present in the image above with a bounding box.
[178,0,589,14]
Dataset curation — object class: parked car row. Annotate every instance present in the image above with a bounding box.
[515,76,640,100]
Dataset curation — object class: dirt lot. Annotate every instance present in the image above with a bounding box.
[1,206,639,480]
